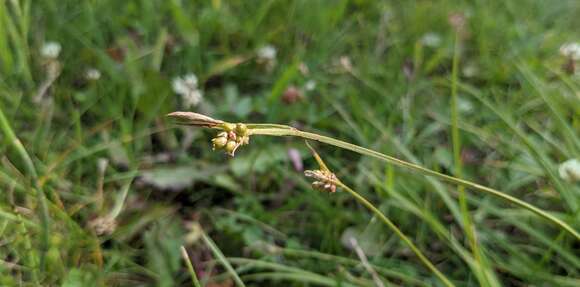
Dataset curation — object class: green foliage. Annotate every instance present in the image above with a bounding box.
[144,219,184,287]
[0,0,579,286]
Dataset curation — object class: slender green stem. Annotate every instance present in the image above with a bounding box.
[450,31,468,236]
[249,128,580,240]
[110,180,132,219]
[201,230,246,287]
[261,245,428,286]
[450,33,492,286]
[335,180,455,287]
[0,108,37,179]
[17,214,39,284]
[181,246,202,287]
[0,107,50,270]
[240,272,358,287]
[246,123,294,129]
[451,32,468,236]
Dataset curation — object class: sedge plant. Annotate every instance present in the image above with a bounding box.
[303,141,454,287]
[167,111,579,241]
[168,111,580,285]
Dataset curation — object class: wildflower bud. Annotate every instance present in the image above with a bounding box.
[282,86,302,104]
[448,12,467,33]
[224,140,238,156]
[212,136,228,150]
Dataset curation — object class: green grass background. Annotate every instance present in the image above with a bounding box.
[1,0,579,286]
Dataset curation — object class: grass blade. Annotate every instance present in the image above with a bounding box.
[201,230,246,287]
[305,143,455,287]
[450,32,497,287]
[181,246,202,287]
[0,106,50,271]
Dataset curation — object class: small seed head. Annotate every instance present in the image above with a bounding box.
[304,170,338,193]
[225,140,238,156]
[212,136,228,150]
[235,123,248,136]
[88,216,117,236]
[222,123,236,132]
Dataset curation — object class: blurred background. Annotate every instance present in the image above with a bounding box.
[1,0,579,286]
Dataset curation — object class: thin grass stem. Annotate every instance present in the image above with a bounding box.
[181,246,202,287]
[0,107,50,270]
[334,180,455,287]
[249,128,580,240]
[201,230,246,287]
[450,33,494,286]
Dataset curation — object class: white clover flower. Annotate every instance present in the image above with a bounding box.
[256,45,277,71]
[85,68,101,81]
[462,63,479,78]
[421,33,442,47]
[558,159,580,182]
[559,42,580,60]
[304,80,316,91]
[172,73,203,108]
[41,41,61,59]
[458,98,474,113]
[172,73,198,94]
[182,89,203,108]
[257,45,277,61]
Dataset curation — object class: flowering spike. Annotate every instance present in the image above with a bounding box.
[166,112,253,156]
[211,132,228,150]
[304,141,339,193]
[304,169,338,193]
[203,122,251,157]
[222,123,236,132]
[224,140,238,156]
[235,123,248,136]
